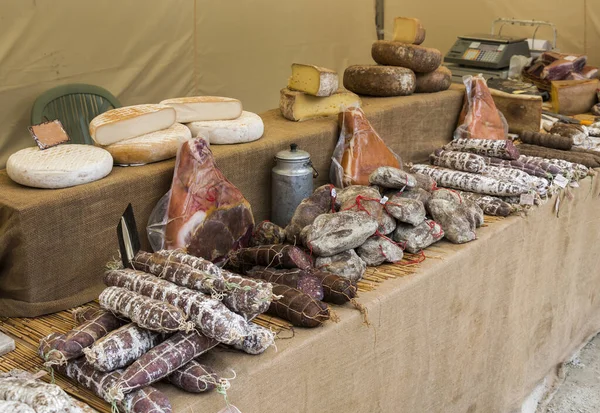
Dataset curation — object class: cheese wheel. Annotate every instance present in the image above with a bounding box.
[89,104,176,146]
[343,65,416,97]
[102,123,192,165]
[279,88,362,122]
[415,66,453,93]
[392,17,426,45]
[371,41,442,73]
[186,111,264,144]
[7,145,113,189]
[288,64,339,97]
[159,96,243,123]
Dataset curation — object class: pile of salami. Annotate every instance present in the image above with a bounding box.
[37,250,281,413]
[410,138,590,213]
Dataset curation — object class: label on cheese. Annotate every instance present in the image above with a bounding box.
[29,120,70,150]
[279,88,362,122]
[103,123,192,165]
[6,145,113,189]
[160,96,243,123]
[89,104,176,146]
[288,64,339,97]
[186,111,264,145]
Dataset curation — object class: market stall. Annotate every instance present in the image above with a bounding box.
[1,7,600,413]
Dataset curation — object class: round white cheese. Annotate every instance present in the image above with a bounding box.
[186,111,264,145]
[160,96,243,123]
[89,104,176,146]
[7,145,113,189]
[102,123,192,166]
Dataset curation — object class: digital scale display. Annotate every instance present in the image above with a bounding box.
[462,42,505,63]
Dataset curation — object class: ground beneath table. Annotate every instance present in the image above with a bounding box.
[545,334,600,413]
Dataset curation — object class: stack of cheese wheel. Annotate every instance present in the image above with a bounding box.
[279,64,362,121]
[162,97,264,145]
[90,104,191,166]
[343,17,452,96]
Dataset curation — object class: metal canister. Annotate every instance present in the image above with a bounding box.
[271,143,317,227]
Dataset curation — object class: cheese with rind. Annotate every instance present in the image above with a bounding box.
[101,123,192,165]
[288,64,339,97]
[392,17,426,45]
[279,88,361,122]
[7,145,113,188]
[343,65,416,97]
[159,96,243,123]
[89,104,176,146]
[371,41,442,73]
[186,111,264,144]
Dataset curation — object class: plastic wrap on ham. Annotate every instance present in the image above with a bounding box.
[454,74,508,141]
[580,65,599,79]
[540,52,587,80]
[330,106,402,188]
[153,138,254,263]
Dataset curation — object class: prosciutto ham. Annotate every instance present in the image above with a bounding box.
[164,138,254,263]
[454,74,508,141]
[330,106,401,187]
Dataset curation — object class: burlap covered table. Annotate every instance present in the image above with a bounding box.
[0,89,463,317]
[159,176,600,413]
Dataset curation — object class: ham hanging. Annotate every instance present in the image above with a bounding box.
[164,138,254,263]
[454,74,508,141]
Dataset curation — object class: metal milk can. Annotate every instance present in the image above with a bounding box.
[271,143,317,227]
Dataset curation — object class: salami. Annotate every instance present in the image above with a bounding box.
[337,185,397,235]
[54,358,172,413]
[245,266,324,300]
[384,196,426,225]
[410,164,529,196]
[443,138,519,160]
[132,250,272,320]
[368,166,417,189]
[429,149,487,173]
[103,269,273,350]
[109,331,217,400]
[99,287,193,333]
[285,184,335,243]
[0,377,83,413]
[150,249,273,321]
[392,219,444,253]
[266,284,330,328]
[356,236,404,266]
[166,360,218,393]
[84,323,163,372]
[250,221,286,246]
[455,191,513,217]
[227,244,313,272]
[0,400,35,413]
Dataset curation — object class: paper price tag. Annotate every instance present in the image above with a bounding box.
[564,55,577,61]
[569,181,580,188]
[380,196,389,204]
[330,188,337,198]
[554,174,569,188]
[520,193,535,206]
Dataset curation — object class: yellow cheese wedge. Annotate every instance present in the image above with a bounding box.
[392,17,426,45]
[279,88,361,122]
[287,64,339,97]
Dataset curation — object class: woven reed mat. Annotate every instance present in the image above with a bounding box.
[0,215,503,412]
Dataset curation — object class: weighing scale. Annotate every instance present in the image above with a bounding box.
[444,19,557,83]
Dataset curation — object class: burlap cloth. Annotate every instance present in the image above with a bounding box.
[0,89,463,317]
[161,175,600,413]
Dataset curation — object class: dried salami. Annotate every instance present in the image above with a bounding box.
[267,284,330,328]
[109,330,217,400]
[443,138,519,160]
[392,219,444,253]
[429,149,486,173]
[99,287,193,333]
[84,323,163,372]
[166,360,218,393]
[245,266,324,300]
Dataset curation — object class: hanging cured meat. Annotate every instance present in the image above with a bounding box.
[454,74,508,141]
[331,106,402,187]
[164,138,254,263]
